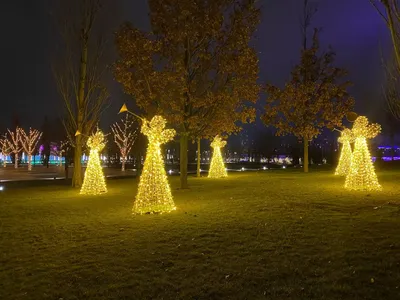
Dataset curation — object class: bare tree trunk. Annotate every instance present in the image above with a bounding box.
[303,137,309,173]
[196,137,201,177]
[72,32,88,188]
[28,155,32,171]
[121,157,126,171]
[72,134,83,187]
[180,134,188,189]
[59,155,63,166]
[14,153,18,169]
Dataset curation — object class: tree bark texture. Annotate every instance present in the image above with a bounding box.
[180,134,188,189]
[303,137,309,173]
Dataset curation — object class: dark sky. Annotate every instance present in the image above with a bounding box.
[0,0,391,137]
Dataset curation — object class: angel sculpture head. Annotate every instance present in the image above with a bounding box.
[141,115,175,144]
[352,116,381,139]
[87,130,106,152]
[211,135,227,149]
[338,128,354,144]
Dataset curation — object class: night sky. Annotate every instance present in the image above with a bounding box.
[0,0,391,139]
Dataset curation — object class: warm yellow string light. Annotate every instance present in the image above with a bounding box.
[335,128,353,176]
[133,115,176,214]
[80,131,107,195]
[208,135,228,178]
[345,116,381,191]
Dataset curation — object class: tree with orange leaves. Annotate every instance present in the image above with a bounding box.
[114,0,260,188]
[262,29,354,172]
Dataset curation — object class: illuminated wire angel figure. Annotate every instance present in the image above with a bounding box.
[335,128,354,176]
[208,135,228,178]
[80,130,107,195]
[133,115,176,214]
[345,116,382,191]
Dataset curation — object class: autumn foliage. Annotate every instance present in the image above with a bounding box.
[114,0,261,187]
[263,29,354,172]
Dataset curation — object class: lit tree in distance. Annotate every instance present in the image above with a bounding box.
[345,116,382,191]
[335,128,354,176]
[7,128,23,169]
[111,114,138,171]
[80,130,107,195]
[208,135,228,178]
[0,135,11,167]
[53,141,69,166]
[18,128,42,171]
[134,115,176,215]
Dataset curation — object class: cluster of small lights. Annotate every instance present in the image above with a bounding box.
[335,128,353,176]
[345,116,382,191]
[111,114,137,171]
[6,128,23,168]
[80,131,108,195]
[18,127,42,171]
[133,116,177,214]
[0,135,11,167]
[208,135,228,178]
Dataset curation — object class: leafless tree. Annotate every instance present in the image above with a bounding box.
[371,0,400,119]
[18,127,42,171]
[0,135,11,168]
[300,0,318,50]
[53,0,110,188]
[111,114,138,171]
[382,55,400,120]
[52,140,70,167]
[6,128,23,169]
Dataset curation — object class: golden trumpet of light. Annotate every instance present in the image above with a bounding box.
[119,103,128,114]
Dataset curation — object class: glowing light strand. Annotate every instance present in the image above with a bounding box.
[18,127,42,171]
[52,141,69,166]
[345,116,382,191]
[6,128,23,169]
[208,135,228,178]
[0,135,11,167]
[133,116,176,214]
[80,130,107,195]
[335,128,353,176]
[111,114,138,171]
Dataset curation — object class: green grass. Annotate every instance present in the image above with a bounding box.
[1,170,400,300]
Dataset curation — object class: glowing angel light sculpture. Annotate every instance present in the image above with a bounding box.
[335,128,354,176]
[208,135,228,178]
[133,115,176,214]
[345,116,381,191]
[80,130,107,195]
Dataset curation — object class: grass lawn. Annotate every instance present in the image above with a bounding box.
[1,170,400,300]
